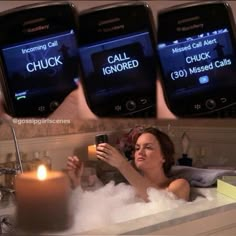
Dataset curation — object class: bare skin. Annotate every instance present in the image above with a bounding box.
[49,81,97,120]
[0,80,97,120]
[0,80,176,120]
[67,133,190,202]
[66,155,84,189]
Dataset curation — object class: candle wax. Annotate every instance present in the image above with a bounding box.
[15,170,72,232]
[88,145,97,161]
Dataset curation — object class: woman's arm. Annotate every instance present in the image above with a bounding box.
[167,178,190,201]
[96,143,159,202]
[66,156,84,189]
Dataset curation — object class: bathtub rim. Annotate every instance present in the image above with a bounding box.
[79,187,236,235]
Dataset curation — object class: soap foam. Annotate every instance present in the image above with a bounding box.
[68,181,189,233]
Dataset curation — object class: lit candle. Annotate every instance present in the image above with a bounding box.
[15,165,72,233]
[88,144,97,161]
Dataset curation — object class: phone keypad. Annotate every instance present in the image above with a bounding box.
[112,96,156,117]
[205,99,216,110]
[125,100,137,111]
[187,95,236,118]
[37,106,46,113]
[49,101,60,111]
[15,99,62,117]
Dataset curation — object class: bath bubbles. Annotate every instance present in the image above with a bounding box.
[68,181,188,233]
[190,187,214,201]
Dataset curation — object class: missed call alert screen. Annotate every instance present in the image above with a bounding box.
[157,28,236,99]
[1,30,79,102]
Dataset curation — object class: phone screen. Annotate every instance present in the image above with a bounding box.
[79,3,157,117]
[157,2,236,117]
[0,2,80,117]
[95,134,108,146]
[79,31,156,116]
[158,27,236,98]
[0,29,79,116]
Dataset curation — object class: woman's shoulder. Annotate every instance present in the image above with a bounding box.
[168,178,190,201]
[170,177,190,187]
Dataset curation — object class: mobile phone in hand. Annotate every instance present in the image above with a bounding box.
[0,2,80,117]
[78,1,157,117]
[157,1,236,117]
[95,134,109,146]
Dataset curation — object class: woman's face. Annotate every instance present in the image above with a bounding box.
[134,133,165,171]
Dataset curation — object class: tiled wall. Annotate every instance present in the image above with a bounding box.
[0,118,158,140]
[1,119,236,172]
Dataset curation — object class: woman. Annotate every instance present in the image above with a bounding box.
[67,127,190,202]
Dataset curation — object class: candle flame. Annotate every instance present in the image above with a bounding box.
[37,165,47,180]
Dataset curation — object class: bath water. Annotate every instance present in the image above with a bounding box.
[68,181,202,233]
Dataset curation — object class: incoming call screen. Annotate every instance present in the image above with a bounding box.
[1,30,79,102]
[79,31,156,105]
[157,28,236,100]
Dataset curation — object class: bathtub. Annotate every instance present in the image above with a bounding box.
[3,187,236,235]
[78,187,236,235]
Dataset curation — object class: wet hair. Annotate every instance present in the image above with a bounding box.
[134,127,175,175]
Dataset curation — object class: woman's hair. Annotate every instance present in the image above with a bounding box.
[134,127,175,175]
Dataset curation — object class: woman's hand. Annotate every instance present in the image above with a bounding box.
[0,95,11,120]
[0,81,97,120]
[66,155,84,189]
[49,81,97,120]
[96,143,127,170]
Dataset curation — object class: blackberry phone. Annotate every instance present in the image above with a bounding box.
[95,134,109,146]
[0,2,80,117]
[78,1,157,117]
[157,1,236,117]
